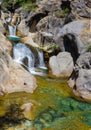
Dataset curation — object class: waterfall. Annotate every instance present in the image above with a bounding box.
[36,48,45,68]
[8,25,16,36]
[6,15,47,76]
[13,43,48,76]
[13,43,35,68]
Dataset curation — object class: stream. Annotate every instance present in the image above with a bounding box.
[0,77,91,130]
[0,16,91,130]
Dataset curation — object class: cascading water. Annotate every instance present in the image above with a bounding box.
[36,48,46,69]
[13,43,35,68]
[13,43,47,76]
[8,25,16,36]
[7,16,47,76]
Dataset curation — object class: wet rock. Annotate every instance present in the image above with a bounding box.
[49,52,74,78]
[21,102,33,120]
[0,48,37,95]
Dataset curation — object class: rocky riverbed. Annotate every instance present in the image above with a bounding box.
[0,0,91,129]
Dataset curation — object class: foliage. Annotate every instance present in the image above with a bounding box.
[62,8,70,15]
[54,10,61,17]
[87,45,91,52]
[2,0,37,11]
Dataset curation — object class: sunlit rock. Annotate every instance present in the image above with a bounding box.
[49,52,74,78]
[55,20,90,55]
[17,19,29,36]
[0,49,37,95]
[0,19,6,34]
[0,33,12,54]
[21,33,39,48]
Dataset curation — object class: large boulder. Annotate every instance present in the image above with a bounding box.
[55,20,90,60]
[49,52,74,78]
[0,48,37,95]
[68,52,91,100]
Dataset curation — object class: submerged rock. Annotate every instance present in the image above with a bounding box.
[49,52,74,78]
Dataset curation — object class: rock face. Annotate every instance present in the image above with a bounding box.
[49,52,74,78]
[68,53,91,100]
[0,19,5,34]
[71,0,91,18]
[0,48,37,95]
[17,19,29,36]
[0,33,12,54]
[21,33,39,48]
[55,20,90,51]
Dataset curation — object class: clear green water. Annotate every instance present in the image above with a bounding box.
[0,76,91,130]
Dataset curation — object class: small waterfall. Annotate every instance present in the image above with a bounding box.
[36,48,45,67]
[6,15,47,76]
[13,43,48,76]
[36,48,47,70]
[8,25,16,36]
[13,43,35,68]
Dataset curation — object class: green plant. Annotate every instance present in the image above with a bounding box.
[54,10,61,16]
[62,8,70,15]
[87,45,91,52]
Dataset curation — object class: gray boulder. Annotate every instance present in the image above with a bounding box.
[49,52,74,78]
[68,52,91,100]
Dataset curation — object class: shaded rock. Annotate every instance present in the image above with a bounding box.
[10,13,20,26]
[36,0,61,12]
[17,19,29,36]
[76,52,91,69]
[75,69,91,100]
[0,48,37,95]
[36,15,62,53]
[71,0,91,18]
[49,52,74,78]
[25,9,48,32]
